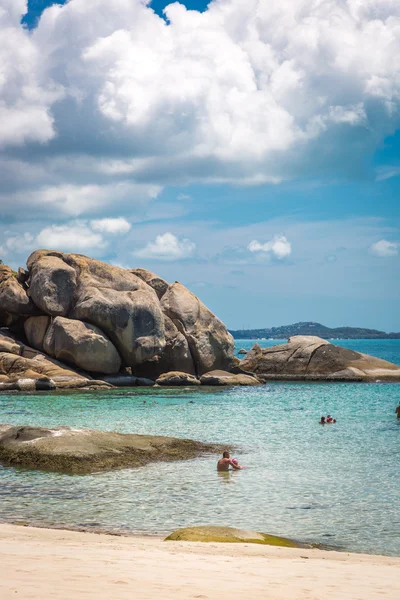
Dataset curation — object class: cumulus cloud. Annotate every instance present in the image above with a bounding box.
[0,0,399,221]
[0,217,132,258]
[36,223,105,252]
[134,232,196,261]
[90,217,131,234]
[370,239,399,257]
[248,235,292,259]
[0,0,61,149]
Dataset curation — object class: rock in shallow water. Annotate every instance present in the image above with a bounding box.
[165,526,300,547]
[0,425,224,474]
[240,336,400,381]
[200,370,261,386]
[156,371,200,386]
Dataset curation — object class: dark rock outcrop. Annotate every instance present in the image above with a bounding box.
[240,336,400,381]
[0,425,224,474]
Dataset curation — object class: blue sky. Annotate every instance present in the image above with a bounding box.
[1,0,399,331]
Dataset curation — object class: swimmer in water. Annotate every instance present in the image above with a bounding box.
[396,405,400,419]
[319,416,326,424]
[217,451,243,471]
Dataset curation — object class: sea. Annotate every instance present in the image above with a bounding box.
[0,339,399,556]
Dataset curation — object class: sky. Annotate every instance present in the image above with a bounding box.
[0,1,399,331]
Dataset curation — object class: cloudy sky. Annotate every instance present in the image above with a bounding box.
[1,0,399,331]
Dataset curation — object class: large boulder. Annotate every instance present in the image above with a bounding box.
[26,251,165,369]
[24,316,121,374]
[240,336,400,381]
[27,253,77,316]
[0,425,224,474]
[200,370,261,386]
[24,316,51,351]
[49,317,121,374]
[161,283,234,376]
[135,316,195,379]
[0,264,36,325]
[165,526,300,547]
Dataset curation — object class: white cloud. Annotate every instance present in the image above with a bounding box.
[0,217,133,258]
[248,235,292,259]
[36,224,106,253]
[0,178,161,218]
[370,239,399,257]
[90,217,131,234]
[0,0,399,219]
[134,232,196,261]
[0,0,61,149]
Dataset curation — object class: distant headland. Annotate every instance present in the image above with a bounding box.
[229,322,400,340]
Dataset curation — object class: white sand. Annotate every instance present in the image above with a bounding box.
[1,524,399,600]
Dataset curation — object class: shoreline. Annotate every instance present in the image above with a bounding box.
[1,523,399,600]
[0,518,398,559]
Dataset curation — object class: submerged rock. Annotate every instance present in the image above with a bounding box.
[200,370,261,386]
[240,336,400,381]
[165,526,300,547]
[0,425,224,474]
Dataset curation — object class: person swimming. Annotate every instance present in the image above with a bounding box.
[217,451,243,471]
[319,416,326,424]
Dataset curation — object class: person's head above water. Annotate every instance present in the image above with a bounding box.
[223,451,230,458]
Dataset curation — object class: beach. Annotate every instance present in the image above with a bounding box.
[1,524,399,600]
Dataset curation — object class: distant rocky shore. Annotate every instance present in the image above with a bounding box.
[1,250,399,390]
[230,321,400,340]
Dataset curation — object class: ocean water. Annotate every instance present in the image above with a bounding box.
[0,339,399,556]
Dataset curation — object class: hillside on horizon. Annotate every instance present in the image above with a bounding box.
[229,322,400,340]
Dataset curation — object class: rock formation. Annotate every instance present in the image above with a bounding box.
[1,251,399,389]
[0,425,224,474]
[0,250,235,389]
[240,336,400,381]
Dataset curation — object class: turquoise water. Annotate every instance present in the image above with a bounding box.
[0,339,399,556]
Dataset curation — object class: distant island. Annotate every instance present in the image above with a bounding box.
[229,322,400,340]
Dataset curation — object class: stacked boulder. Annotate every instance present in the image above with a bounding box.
[0,250,239,390]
